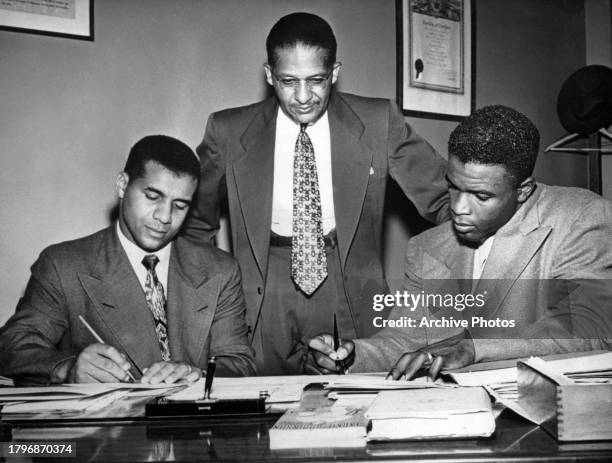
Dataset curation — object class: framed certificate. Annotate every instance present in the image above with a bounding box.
[0,0,93,41]
[397,0,474,120]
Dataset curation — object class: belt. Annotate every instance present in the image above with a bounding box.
[270,229,338,248]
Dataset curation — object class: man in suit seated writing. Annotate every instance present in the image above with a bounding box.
[309,105,612,377]
[0,135,256,384]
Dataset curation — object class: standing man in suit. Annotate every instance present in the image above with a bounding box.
[183,12,449,375]
[309,105,612,376]
[0,135,256,384]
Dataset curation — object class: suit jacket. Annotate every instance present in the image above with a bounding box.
[353,184,612,371]
[183,91,449,340]
[0,226,256,384]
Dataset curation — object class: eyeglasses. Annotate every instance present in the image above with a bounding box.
[273,71,333,90]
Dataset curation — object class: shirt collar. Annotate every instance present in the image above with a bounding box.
[276,107,329,136]
[477,234,495,256]
[116,222,171,268]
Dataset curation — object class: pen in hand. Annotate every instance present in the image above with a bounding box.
[204,356,217,400]
[333,314,347,375]
[78,314,140,382]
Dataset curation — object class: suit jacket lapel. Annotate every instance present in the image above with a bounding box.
[422,231,474,319]
[166,239,219,367]
[233,93,375,273]
[232,98,277,278]
[474,188,551,319]
[78,227,161,374]
[328,93,374,268]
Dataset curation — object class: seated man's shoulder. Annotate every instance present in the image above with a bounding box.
[402,221,456,264]
[537,184,612,225]
[409,220,455,248]
[37,228,108,269]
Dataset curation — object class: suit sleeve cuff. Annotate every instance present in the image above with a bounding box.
[49,356,77,384]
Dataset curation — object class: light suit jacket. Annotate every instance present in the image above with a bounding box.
[183,91,449,342]
[0,226,256,384]
[353,184,612,371]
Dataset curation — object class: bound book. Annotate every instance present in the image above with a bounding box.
[268,403,369,449]
[517,356,612,441]
[365,387,495,441]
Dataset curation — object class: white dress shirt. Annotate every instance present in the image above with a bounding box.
[271,109,336,236]
[472,235,495,280]
[116,222,171,292]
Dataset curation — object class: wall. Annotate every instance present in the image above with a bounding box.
[585,0,612,200]
[0,0,597,324]
[0,0,400,324]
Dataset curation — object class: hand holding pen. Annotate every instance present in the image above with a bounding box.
[307,316,355,374]
[68,315,142,383]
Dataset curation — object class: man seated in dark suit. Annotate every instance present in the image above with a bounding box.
[0,135,256,384]
[309,105,612,377]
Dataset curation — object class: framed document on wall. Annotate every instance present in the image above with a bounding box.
[0,0,93,41]
[397,0,474,120]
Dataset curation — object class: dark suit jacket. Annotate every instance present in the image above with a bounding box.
[183,91,449,341]
[353,184,612,371]
[0,226,256,384]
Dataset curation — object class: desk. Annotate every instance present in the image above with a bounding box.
[2,411,612,462]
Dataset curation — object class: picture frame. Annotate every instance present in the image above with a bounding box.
[396,0,474,121]
[0,0,93,41]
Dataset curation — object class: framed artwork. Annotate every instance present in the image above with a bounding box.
[0,0,93,41]
[396,0,474,120]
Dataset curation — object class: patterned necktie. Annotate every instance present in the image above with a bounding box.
[142,255,171,361]
[291,124,328,295]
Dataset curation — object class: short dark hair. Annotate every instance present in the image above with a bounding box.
[448,105,540,184]
[266,12,337,68]
[123,135,199,183]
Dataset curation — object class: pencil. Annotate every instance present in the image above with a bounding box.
[78,314,140,382]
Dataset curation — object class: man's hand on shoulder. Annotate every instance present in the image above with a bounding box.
[66,343,133,383]
[307,333,355,374]
[141,361,201,384]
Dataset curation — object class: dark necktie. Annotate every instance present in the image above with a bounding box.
[291,124,327,295]
[142,254,171,361]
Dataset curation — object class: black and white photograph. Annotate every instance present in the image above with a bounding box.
[0,1,611,461]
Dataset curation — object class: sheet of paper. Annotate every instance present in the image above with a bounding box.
[0,382,182,402]
[1,390,130,414]
[167,375,326,402]
[546,351,612,377]
[448,367,517,387]
[448,351,612,387]
[366,387,491,419]
[166,374,440,403]
[325,374,451,390]
[445,351,612,424]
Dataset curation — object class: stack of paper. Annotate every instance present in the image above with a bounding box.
[445,350,612,424]
[0,382,182,417]
[517,355,612,441]
[0,376,14,386]
[365,387,495,441]
[167,373,447,406]
[166,375,320,404]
